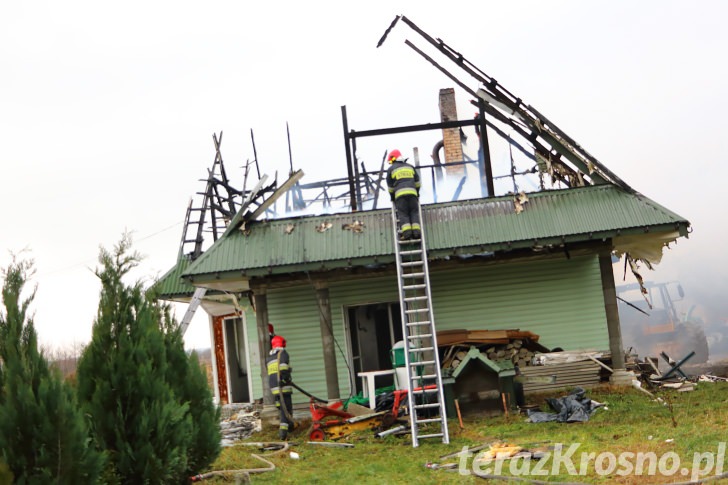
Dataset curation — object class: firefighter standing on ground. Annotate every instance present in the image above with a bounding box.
[386,149,422,240]
[266,335,294,440]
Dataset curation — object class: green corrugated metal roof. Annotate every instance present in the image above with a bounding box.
[181,185,689,281]
[152,255,196,300]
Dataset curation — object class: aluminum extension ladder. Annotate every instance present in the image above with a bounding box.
[391,203,449,447]
[179,287,207,336]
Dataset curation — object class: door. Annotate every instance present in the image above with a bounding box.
[346,302,403,395]
[223,316,252,403]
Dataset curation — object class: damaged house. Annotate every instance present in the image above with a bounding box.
[154,17,690,411]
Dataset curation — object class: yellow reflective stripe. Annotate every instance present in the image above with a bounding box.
[395,188,418,198]
[411,223,421,230]
[392,167,415,179]
[279,364,290,371]
[401,223,412,231]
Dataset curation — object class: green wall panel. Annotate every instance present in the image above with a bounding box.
[244,254,609,404]
[429,254,608,351]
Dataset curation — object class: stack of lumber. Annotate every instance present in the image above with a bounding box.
[438,329,549,371]
[437,329,543,347]
[519,359,601,393]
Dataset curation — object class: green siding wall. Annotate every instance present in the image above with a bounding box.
[429,255,608,351]
[244,254,609,403]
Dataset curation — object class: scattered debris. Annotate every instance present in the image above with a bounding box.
[306,441,354,448]
[220,406,262,447]
[661,381,696,392]
[375,425,406,438]
[527,387,604,423]
[473,442,523,463]
[284,224,295,234]
[341,220,365,233]
[427,441,552,473]
[513,191,529,214]
[698,374,728,382]
[315,221,333,233]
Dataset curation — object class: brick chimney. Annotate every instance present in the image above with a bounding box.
[439,88,465,177]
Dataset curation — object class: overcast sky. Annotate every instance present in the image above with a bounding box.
[2,1,727,352]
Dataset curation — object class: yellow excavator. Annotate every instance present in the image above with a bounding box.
[617,281,709,363]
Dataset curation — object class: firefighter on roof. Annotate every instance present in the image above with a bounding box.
[386,149,422,240]
[266,335,294,440]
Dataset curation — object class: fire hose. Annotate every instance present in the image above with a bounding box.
[189,442,289,482]
[290,381,327,403]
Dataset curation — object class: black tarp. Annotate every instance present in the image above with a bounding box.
[527,387,603,423]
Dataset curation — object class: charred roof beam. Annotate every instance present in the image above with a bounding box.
[393,15,633,192]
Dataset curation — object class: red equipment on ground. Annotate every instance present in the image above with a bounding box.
[307,388,419,441]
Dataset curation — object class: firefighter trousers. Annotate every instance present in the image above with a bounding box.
[275,392,294,434]
[394,194,421,238]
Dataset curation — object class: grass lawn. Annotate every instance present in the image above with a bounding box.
[202,382,728,484]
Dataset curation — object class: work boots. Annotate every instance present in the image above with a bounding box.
[278,429,288,440]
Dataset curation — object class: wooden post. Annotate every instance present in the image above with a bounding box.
[315,283,340,400]
[253,288,273,405]
[599,250,626,372]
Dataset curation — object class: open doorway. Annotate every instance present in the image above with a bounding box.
[346,302,403,395]
[223,316,252,403]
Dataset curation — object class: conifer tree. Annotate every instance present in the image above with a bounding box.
[159,313,220,476]
[77,236,221,483]
[0,258,104,484]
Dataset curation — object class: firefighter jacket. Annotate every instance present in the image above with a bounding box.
[386,161,421,201]
[266,348,292,395]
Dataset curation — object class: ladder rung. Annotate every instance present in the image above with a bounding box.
[405,308,429,314]
[403,284,427,290]
[414,403,441,409]
[400,249,422,256]
[404,296,428,302]
[401,261,423,267]
[408,334,432,339]
[417,433,444,439]
[415,418,444,425]
[412,387,439,394]
[411,360,435,367]
[403,272,424,278]
[410,347,434,353]
[406,321,431,327]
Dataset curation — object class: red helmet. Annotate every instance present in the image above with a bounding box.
[271,335,286,348]
[388,149,402,163]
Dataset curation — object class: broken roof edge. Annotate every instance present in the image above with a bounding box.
[177,183,690,281]
[181,183,684,238]
[150,254,195,301]
[180,222,687,285]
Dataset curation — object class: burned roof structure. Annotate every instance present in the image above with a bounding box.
[157,15,689,300]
